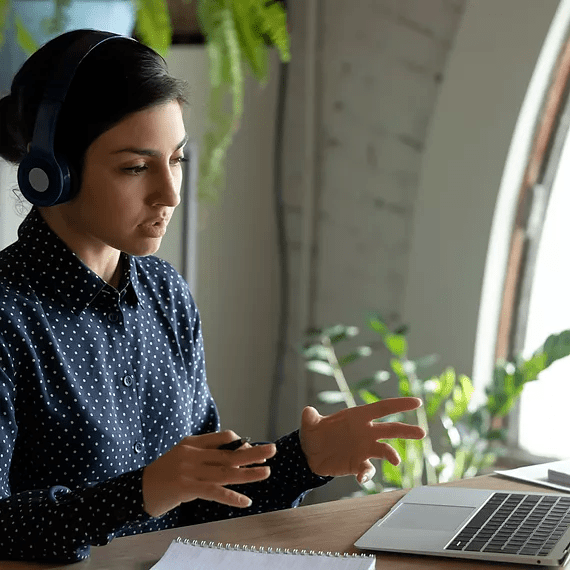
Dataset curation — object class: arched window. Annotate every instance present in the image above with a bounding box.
[496,38,570,460]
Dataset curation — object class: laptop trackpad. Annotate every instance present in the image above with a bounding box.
[382,503,475,532]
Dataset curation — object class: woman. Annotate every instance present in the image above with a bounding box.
[0,29,425,563]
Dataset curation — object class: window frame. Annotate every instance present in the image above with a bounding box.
[496,38,570,452]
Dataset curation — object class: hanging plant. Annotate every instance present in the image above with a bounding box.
[193,0,290,200]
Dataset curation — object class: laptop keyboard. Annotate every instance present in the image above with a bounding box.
[445,492,570,557]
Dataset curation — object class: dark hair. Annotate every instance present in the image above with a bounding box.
[0,29,187,180]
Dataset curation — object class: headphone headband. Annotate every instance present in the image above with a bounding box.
[17,30,136,207]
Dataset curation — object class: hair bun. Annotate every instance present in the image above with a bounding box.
[0,93,27,164]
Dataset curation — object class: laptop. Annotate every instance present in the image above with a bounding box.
[354,485,570,566]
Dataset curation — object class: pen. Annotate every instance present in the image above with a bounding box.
[218,436,251,451]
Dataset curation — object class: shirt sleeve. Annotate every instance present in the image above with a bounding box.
[0,360,150,563]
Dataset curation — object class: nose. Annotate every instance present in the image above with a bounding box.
[153,166,181,208]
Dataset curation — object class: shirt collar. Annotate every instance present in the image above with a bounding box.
[18,208,143,314]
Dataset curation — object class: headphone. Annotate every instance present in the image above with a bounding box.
[16,30,134,207]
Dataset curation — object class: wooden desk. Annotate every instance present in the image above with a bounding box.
[3,474,563,570]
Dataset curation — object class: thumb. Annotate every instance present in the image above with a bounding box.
[301,405,322,428]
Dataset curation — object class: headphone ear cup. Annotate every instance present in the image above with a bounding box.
[61,154,79,201]
[18,147,72,207]
[54,152,75,203]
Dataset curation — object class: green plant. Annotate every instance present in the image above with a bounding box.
[301,316,570,493]
[0,0,291,200]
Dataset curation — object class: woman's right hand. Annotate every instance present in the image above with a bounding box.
[141,430,276,517]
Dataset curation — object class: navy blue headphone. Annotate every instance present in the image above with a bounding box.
[16,30,134,207]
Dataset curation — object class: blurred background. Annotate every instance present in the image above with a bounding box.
[2,0,570,502]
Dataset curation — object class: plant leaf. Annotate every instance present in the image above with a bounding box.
[367,314,390,337]
[0,0,10,50]
[520,351,548,383]
[486,392,511,417]
[328,325,359,344]
[134,0,172,57]
[338,346,372,368]
[447,375,474,422]
[543,330,570,366]
[382,459,402,487]
[384,334,408,357]
[451,448,469,480]
[15,15,38,55]
[390,358,411,396]
[413,353,440,372]
[425,368,455,418]
[305,360,335,377]
[197,0,244,200]
[307,324,358,344]
[300,344,329,361]
[390,358,406,379]
[403,439,424,487]
[253,0,290,63]
[382,438,406,487]
[230,0,265,80]
[317,390,346,404]
[358,389,380,404]
[352,370,391,390]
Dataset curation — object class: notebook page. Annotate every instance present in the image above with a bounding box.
[150,540,376,570]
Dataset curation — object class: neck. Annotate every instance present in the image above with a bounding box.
[38,207,122,288]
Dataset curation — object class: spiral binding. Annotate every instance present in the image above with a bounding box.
[175,537,374,558]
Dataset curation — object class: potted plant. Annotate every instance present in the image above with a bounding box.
[0,0,291,200]
[301,315,570,493]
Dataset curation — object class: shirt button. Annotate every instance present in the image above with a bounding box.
[122,375,133,387]
[134,441,144,454]
[108,312,119,323]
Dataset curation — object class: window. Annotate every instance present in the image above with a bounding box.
[496,39,570,460]
[518,133,570,458]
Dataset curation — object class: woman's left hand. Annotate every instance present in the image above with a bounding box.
[299,397,426,484]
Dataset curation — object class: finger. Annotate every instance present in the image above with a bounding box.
[301,406,322,427]
[369,421,426,440]
[179,430,240,450]
[181,482,254,508]
[195,464,271,485]
[356,460,376,484]
[236,441,270,465]
[229,443,276,466]
[357,397,423,422]
[370,441,401,465]
[198,443,276,467]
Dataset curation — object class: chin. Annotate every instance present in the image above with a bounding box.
[124,240,162,257]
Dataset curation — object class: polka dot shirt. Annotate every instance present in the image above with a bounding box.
[0,209,331,563]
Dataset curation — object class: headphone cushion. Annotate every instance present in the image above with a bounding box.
[18,148,72,207]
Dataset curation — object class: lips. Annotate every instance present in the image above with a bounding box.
[138,221,168,238]
[137,215,170,238]
[139,216,170,227]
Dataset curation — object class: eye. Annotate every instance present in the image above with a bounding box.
[123,164,148,175]
[171,155,188,167]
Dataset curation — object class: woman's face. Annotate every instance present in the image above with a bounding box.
[56,99,187,257]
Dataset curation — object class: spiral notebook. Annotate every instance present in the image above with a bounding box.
[150,538,375,569]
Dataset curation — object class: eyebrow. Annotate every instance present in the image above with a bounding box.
[111,134,189,157]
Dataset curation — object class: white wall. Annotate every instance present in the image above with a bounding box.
[402,0,562,387]
[164,46,281,441]
[281,0,468,502]
[0,161,26,249]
